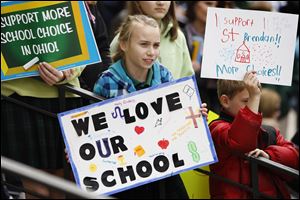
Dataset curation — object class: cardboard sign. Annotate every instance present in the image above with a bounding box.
[1,1,101,81]
[201,8,298,86]
[58,76,218,196]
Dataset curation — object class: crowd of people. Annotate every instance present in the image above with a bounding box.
[1,1,299,199]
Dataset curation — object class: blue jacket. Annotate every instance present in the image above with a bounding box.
[93,60,173,98]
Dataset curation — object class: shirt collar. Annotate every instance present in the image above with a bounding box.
[121,60,153,90]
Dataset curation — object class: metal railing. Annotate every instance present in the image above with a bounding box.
[1,84,106,198]
[2,83,299,199]
[194,155,299,199]
[1,156,112,199]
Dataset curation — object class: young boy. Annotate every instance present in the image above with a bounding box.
[209,71,299,199]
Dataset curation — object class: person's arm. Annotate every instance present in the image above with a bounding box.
[264,131,299,169]
[210,107,262,154]
[244,71,261,114]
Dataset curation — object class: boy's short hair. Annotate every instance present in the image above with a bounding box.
[217,79,246,99]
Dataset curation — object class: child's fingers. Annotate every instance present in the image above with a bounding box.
[38,65,56,86]
[248,148,259,157]
[63,69,75,80]
[244,71,257,82]
[254,150,261,158]
[201,107,208,114]
[39,63,63,83]
[201,103,207,108]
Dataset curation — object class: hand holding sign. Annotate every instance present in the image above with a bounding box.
[38,62,68,85]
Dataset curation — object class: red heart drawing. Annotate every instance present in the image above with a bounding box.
[158,139,169,149]
[135,126,144,135]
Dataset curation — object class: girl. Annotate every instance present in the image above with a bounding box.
[94,15,208,199]
[110,1,194,80]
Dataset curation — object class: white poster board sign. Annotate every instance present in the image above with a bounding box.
[201,7,298,86]
[58,76,218,196]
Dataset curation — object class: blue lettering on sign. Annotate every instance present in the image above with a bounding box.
[244,32,281,48]
[246,65,282,81]
[216,64,239,77]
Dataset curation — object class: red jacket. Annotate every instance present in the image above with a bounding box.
[209,106,299,199]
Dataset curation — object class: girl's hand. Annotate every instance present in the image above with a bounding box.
[200,103,208,121]
[38,62,74,86]
[62,68,74,81]
[247,148,270,159]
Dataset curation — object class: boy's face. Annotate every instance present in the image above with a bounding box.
[221,89,249,116]
[122,23,160,71]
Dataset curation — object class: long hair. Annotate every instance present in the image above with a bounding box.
[111,15,159,62]
[127,1,178,41]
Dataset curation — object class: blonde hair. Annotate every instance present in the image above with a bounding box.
[111,15,159,62]
[259,88,281,118]
[127,1,179,41]
[217,79,246,99]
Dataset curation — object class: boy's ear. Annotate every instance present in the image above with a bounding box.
[220,94,230,109]
[120,41,127,52]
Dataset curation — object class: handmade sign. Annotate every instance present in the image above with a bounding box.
[201,7,298,86]
[1,1,101,81]
[58,76,218,196]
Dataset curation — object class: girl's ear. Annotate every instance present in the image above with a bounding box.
[120,40,127,52]
[220,94,230,109]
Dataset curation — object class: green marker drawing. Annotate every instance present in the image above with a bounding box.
[188,141,200,162]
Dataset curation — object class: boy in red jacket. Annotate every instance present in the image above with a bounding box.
[209,71,299,199]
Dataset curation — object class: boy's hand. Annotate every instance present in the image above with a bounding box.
[243,71,261,97]
[243,71,261,113]
[247,148,270,159]
[200,103,208,121]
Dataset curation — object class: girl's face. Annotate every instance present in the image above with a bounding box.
[194,1,217,23]
[138,1,171,21]
[121,23,160,71]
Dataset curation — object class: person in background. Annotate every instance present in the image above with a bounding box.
[94,14,208,199]
[209,71,299,199]
[183,1,220,113]
[259,88,281,130]
[79,1,112,92]
[97,1,126,43]
[110,1,194,80]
